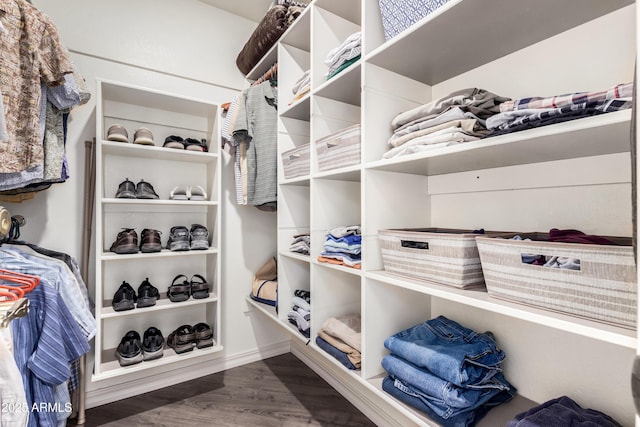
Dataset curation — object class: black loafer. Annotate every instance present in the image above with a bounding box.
[112,281,137,311]
[137,278,160,308]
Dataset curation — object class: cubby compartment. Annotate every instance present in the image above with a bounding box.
[310,265,362,374]
[312,96,361,176]
[279,43,311,117]
[278,117,311,183]
[278,183,310,257]
[277,256,311,340]
[311,3,361,91]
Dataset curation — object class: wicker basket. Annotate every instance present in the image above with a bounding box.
[316,124,361,172]
[476,234,637,329]
[281,143,310,179]
[379,228,513,289]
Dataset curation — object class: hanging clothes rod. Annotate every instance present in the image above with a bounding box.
[252,63,278,86]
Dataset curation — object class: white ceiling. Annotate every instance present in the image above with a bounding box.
[199,0,275,22]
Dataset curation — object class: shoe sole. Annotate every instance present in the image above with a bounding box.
[134,138,154,145]
[112,244,139,254]
[107,135,128,143]
[192,292,209,299]
[196,338,214,349]
[115,350,143,366]
[113,301,135,311]
[136,297,157,308]
[116,192,136,198]
[169,241,190,251]
[140,244,162,253]
[170,342,195,354]
[190,241,209,250]
[163,142,185,149]
[136,194,159,199]
[142,348,164,361]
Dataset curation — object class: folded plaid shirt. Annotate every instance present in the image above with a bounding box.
[488,98,632,131]
[499,82,633,112]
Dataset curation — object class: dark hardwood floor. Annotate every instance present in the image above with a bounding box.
[77,353,376,427]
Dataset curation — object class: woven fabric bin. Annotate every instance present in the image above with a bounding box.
[378,0,451,40]
[316,124,361,172]
[281,143,310,179]
[476,235,637,329]
[379,228,513,289]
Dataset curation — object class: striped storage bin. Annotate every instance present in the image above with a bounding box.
[476,235,637,329]
[379,0,451,40]
[379,228,510,289]
[281,143,310,179]
[316,124,361,172]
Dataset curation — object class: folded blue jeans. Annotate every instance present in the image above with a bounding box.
[382,375,516,427]
[507,395,622,427]
[315,336,358,370]
[382,354,513,419]
[384,316,505,387]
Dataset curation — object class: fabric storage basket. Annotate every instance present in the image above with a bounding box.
[281,143,310,179]
[379,228,514,289]
[378,0,452,40]
[316,124,361,172]
[476,234,637,329]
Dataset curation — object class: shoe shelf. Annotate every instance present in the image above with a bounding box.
[94,344,223,382]
[94,79,222,381]
[100,293,219,319]
[101,140,218,164]
[101,198,219,207]
[100,248,218,261]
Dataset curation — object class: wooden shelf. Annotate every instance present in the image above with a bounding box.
[102,198,218,207]
[100,248,218,261]
[313,61,361,106]
[101,140,218,163]
[101,294,218,319]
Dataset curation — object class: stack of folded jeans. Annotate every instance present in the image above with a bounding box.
[384,88,509,159]
[287,289,311,338]
[382,315,517,426]
[289,233,310,255]
[317,225,361,269]
[487,82,633,137]
[507,395,621,427]
[289,69,310,105]
[325,32,361,80]
[315,313,361,370]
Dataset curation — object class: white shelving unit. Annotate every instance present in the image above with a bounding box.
[256,1,638,425]
[93,79,223,381]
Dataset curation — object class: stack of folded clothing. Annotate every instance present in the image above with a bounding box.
[382,315,517,426]
[317,225,361,269]
[315,313,361,370]
[287,289,311,338]
[488,82,633,137]
[289,233,310,255]
[507,396,622,427]
[384,88,509,159]
[325,32,361,80]
[289,69,310,105]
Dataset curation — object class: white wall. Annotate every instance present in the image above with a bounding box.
[3,0,287,405]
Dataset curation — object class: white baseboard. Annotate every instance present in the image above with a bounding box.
[86,340,291,408]
[290,341,423,427]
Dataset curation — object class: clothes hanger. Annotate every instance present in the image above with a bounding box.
[0,269,40,295]
[0,298,29,328]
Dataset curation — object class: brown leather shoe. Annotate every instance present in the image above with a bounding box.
[140,228,162,253]
[110,229,139,254]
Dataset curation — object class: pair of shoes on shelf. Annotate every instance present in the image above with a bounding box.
[167,323,214,354]
[115,326,165,366]
[169,185,207,201]
[107,124,155,145]
[163,135,208,152]
[110,228,162,254]
[115,178,159,199]
[112,278,160,311]
[167,274,209,302]
[167,224,209,251]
